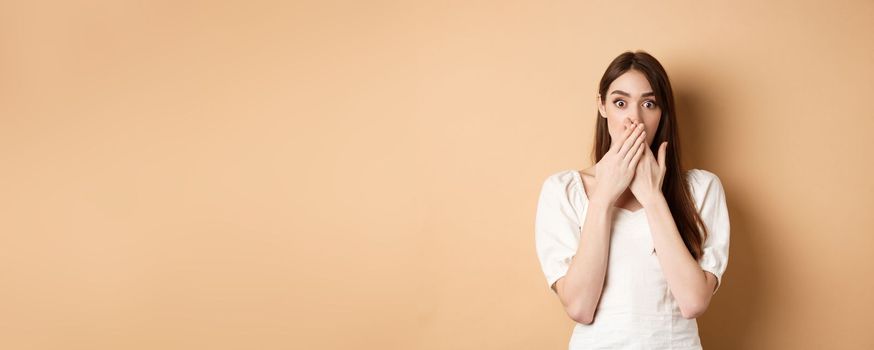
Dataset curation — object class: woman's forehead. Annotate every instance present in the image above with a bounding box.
[608,70,653,95]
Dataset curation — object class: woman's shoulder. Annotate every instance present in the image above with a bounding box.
[685,168,723,186]
[684,168,726,201]
[543,169,579,185]
[539,169,580,198]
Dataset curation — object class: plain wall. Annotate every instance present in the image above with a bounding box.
[1,0,872,349]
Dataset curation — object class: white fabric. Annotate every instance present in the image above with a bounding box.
[534,168,730,349]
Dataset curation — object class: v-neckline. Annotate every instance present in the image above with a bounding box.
[572,170,645,215]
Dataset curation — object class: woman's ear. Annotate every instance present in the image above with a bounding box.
[596,94,607,118]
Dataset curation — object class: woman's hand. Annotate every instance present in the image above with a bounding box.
[590,122,647,206]
[629,140,668,205]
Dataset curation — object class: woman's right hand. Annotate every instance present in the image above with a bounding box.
[590,120,647,206]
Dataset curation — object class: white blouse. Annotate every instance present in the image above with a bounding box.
[534,169,730,349]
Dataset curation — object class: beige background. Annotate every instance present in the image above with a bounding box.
[1,0,872,349]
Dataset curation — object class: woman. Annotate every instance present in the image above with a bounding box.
[534,51,730,349]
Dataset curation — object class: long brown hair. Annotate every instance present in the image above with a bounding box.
[592,50,708,260]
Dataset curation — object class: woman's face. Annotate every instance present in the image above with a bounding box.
[597,69,662,148]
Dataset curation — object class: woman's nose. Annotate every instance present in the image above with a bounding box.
[628,110,642,124]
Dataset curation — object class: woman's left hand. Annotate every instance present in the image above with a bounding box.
[630,141,669,205]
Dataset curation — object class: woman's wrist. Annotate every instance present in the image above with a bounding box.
[639,192,666,209]
[587,194,615,211]
[586,200,617,221]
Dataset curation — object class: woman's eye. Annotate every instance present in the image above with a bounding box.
[613,100,625,107]
[643,100,656,108]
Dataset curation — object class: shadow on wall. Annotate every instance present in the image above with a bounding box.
[674,80,765,349]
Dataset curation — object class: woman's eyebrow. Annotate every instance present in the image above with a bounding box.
[610,90,655,97]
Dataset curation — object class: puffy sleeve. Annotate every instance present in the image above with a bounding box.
[534,172,582,293]
[690,169,731,295]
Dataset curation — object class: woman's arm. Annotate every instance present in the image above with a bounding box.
[553,200,615,324]
[553,123,646,324]
[641,194,717,319]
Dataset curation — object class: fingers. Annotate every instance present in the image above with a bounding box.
[629,139,646,169]
[657,141,668,170]
[624,126,646,163]
[610,124,634,153]
[617,123,645,157]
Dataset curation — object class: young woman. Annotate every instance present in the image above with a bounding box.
[534,51,730,349]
